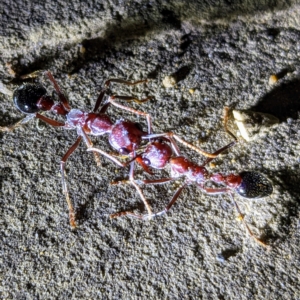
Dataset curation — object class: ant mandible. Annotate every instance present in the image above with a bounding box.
[0,70,155,228]
[90,108,273,247]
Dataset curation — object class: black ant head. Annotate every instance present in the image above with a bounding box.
[13,83,47,114]
[235,171,273,199]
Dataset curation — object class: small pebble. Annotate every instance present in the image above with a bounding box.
[209,162,216,168]
[162,75,177,88]
[269,74,278,85]
[5,62,16,77]
[79,45,86,54]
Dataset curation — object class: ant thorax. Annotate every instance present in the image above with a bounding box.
[66,109,87,128]
[169,156,208,183]
[142,141,173,169]
[108,119,145,154]
[66,109,113,136]
[169,156,190,178]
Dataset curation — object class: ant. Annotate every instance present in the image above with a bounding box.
[89,108,273,247]
[0,70,156,228]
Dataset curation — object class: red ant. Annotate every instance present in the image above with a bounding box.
[89,109,273,247]
[0,70,155,228]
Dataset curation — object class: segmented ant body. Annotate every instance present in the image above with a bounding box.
[90,123,273,247]
[1,71,154,227]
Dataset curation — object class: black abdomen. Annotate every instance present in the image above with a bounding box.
[236,171,273,199]
[13,83,47,114]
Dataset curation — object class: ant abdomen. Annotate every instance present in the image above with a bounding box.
[235,171,273,199]
[142,141,173,169]
[109,120,145,153]
[13,83,47,114]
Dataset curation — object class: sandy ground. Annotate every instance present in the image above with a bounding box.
[0,0,299,299]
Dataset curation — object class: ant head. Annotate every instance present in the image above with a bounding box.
[13,83,47,114]
[235,171,273,199]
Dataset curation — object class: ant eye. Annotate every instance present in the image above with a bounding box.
[13,83,47,114]
[134,122,143,132]
[143,157,151,166]
[119,148,130,155]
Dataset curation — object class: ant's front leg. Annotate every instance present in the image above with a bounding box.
[60,126,113,228]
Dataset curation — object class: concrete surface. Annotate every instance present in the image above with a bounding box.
[0,0,299,299]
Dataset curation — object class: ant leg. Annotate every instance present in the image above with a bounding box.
[111,183,187,219]
[143,132,218,158]
[202,141,236,166]
[76,127,102,167]
[111,177,176,186]
[228,193,269,248]
[60,136,82,228]
[142,107,238,159]
[93,89,106,113]
[0,114,36,132]
[94,78,149,113]
[201,185,269,248]
[201,107,238,165]
[35,113,65,127]
[201,186,230,194]
[148,183,187,218]
[1,113,65,132]
[128,161,153,217]
[111,95,153,105]
[110,161,153,219]
[87,147,136,167]
[44,71,71,111]
[223,106,238,141]
[201,186,269,247]
[107,96,152,134]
